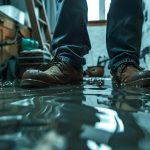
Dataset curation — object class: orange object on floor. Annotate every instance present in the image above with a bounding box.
[86,66,104,77]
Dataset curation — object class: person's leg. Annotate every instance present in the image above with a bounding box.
[107,0,143,73]
[21,0,90,87]
[106,0,150,87]
[52,0,91,70]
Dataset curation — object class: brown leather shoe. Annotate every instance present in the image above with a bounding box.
[112,65,150,87]
[20,57,83,87]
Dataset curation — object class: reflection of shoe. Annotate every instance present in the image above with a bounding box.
[20,57,83,87]
[112,65,150,87]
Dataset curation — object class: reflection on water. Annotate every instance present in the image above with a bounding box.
[0,78,150,150]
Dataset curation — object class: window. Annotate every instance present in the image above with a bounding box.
[87,0,111,21]
[87,0,100,21]
[105,0,111,19]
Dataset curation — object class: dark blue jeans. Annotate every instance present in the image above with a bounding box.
[106,0,143,73]
[52,0,143,72]
[52,0,91,70]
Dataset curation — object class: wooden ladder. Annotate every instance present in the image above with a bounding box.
[25,0,52,50]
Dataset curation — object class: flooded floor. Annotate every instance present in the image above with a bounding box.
[0,77,150,150]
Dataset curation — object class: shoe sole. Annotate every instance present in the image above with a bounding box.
[20,78,82,88]
[124,78,150,87]
[20,79,50,88]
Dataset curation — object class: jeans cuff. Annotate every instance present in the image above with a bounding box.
[57,56,83,71]
[109,58,139,74]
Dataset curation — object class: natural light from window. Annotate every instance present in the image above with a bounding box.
[105,0,111,19]
[87,0,111,21]
[87,0,100,21]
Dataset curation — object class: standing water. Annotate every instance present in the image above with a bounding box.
[0,77,150,150]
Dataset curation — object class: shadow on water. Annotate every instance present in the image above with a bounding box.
[0,78,150,150]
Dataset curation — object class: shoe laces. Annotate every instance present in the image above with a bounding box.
[116,64,127,79]
[37,56,64,71]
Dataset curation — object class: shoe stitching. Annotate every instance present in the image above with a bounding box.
[37,57,64,71]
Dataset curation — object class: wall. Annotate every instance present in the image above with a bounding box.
[84,26,109,76]
[140,0,150,69]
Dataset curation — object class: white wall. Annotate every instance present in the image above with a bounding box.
[84,26,110,76]
[140,0,150,69]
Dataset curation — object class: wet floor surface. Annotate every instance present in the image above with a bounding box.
[0,77,150,150]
